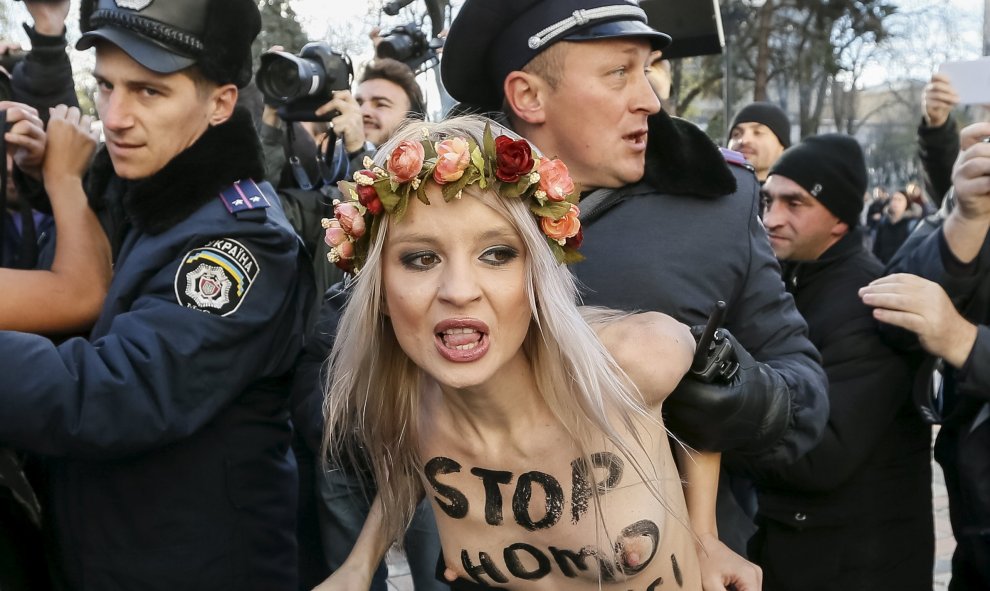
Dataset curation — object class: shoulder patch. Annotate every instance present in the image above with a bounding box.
[218,180,272,215]
[719,147,755,172]
[174,238,260,316]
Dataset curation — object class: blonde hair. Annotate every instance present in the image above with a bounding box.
[322,115,668,547]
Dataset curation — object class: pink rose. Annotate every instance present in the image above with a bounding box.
[335,202,366,239]
[494,135,534,183]
[333,240,356,273]
[387,140,425,183]
[433,138,471,184]
[540,203,581,243]
[336,239,355,261]
[538,159,575,202]
[324,221,348,248]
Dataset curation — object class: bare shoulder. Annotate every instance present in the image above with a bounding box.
[585,309,695,406]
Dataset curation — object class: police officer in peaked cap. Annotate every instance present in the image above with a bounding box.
[440,0,829,581]
[0,0,312,588]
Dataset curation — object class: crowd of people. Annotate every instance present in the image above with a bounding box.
[1,0,988,590]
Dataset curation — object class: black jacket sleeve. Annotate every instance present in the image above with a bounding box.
[885,219,990,401]
[917,114,959,208]
[11,24,78,120]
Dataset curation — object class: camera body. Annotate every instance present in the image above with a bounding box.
[376,24,443,72]
[256,42,353,122]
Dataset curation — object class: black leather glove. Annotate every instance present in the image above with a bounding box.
[664,327,791,454]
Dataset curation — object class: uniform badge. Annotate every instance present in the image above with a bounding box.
[174,238,260,316]
[115,0,154,10]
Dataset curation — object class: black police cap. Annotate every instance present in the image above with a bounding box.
[442,0,671,110]
[77,0,260,88]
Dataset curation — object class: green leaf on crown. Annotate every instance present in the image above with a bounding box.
[530,200,572,219]
[375,178,402,214]
[422,139,438,161]
[440,167,481,202]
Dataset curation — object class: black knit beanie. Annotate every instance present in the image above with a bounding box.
[729,102,791,148]
[769,133,867,228]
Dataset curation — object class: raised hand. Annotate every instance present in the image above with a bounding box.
[43,104,99,193]
[2,101,45,180]
[923,73,959,128]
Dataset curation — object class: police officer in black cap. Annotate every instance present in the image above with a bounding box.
[440,0,828,580]
[0,0,312,588]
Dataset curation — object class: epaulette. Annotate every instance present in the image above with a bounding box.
[720,147,755,173]
[218,179,271,222]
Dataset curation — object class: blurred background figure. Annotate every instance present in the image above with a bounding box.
[873,190,919,265]
[646,49,673,110]
[727,101,790,183]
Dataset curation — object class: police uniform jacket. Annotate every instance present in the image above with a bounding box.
[0,109,311,590]
[571,110,828,552]
[573,110,828,469]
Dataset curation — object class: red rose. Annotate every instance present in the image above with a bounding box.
[356,185,383,215]
[494,135,534,183]
[353,170,384,215]
[565,228,584,250]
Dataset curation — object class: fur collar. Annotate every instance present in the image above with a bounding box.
[88,108,264,235]
[642,109,737,198]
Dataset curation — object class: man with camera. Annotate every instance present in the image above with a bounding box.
[0,0,312,588]
[259,46,425,192]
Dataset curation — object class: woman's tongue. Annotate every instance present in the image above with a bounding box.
[442,331,481,348]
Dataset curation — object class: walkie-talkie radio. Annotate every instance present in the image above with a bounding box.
[689,301,739,384]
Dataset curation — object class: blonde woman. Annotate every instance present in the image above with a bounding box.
[319,116,760,591]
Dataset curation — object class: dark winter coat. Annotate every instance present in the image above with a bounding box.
[873,214,919,264]
[750,229,933,590]
[0,110,312,590]
[887,208,990,590]
[571,110,828,553]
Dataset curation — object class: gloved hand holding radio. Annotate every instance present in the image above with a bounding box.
[665,320,791,455]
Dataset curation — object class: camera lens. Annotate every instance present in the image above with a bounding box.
[258,52,326,101]
[265,60,303,99]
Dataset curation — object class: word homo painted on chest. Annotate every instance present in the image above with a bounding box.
[425,452,681,589]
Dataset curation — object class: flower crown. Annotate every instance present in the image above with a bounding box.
[322,123,583,274]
